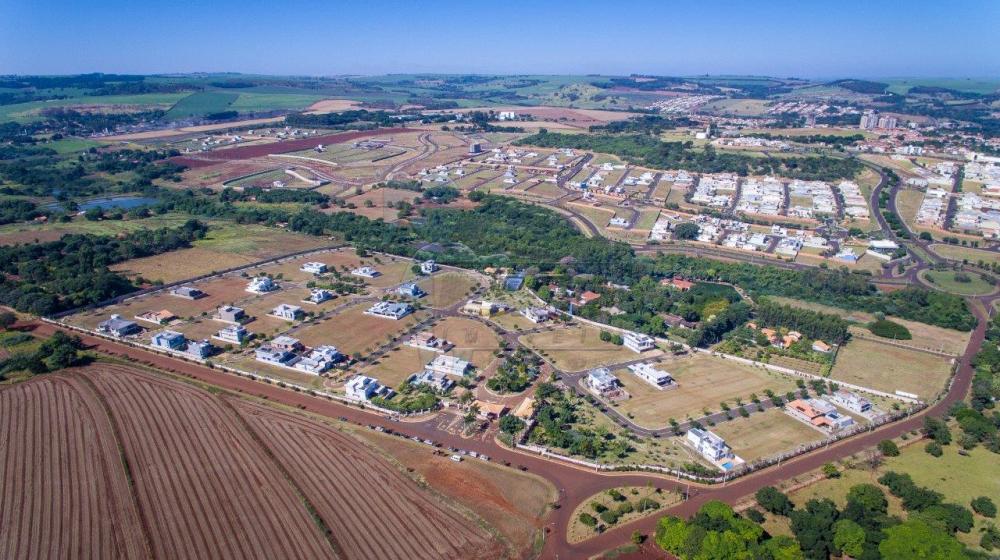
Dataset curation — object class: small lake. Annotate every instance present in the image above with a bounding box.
[45,196,159,212]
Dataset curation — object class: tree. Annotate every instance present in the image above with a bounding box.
[631,530,644,544]
[674,222,700,240]
[499,414,525,435]
[0,311,15,330]
[763,535,805,560]
[877,439,900,457]
[789,498,839,560]
[924,441,943,457]
[922,416,952,445]
[972,496,997,518]
[756,486,794,516]
[579,512,597,527]
[879,520,965,560]
[822,463,840,479]
[833,519,866,558]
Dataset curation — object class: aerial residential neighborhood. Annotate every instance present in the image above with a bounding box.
[1,3,997,560]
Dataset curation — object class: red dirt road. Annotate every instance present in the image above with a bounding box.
[171,128,414,169]
[28,311,985,559]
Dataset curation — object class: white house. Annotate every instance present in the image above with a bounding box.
[406,331,452,352]
[627,363,675,388]
[300,262,327,274]
[271,304,303,321]
[521,307,550,324]
[686,428,734,463]
[213,324,249,344]
[170,286,205,300]
[365,301,413,320]
[305,289,333,304]
[408,370,455,392]
[830,390,873,414]
[586,367,620,394]
[426,355,471,377]
[397,282,426,298]
[420,260,439,274]
[97,315,140,338]
[294,345,342,374]
[623,332,655,353]
[255,345,294,365]
[351,266,380,278]
[185,340,214,359]
[345,375,387,401]
[246,276,276,294]
[151,330,186,351]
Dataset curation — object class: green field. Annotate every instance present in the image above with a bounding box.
[229,93,325,111]
[44,137,103,154]
[164,91,239,120]
[919,269,996,296]
[884,78,1000,96]
[0,92,190,122]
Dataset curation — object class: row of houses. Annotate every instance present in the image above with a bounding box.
[787,179,836,219]
[691,173,738,208]
[837,181,870,220]
[916,187,950,227]
[254,335,344,375]
[736,177,785,216]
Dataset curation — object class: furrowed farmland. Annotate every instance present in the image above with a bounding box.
[0,364,507,560]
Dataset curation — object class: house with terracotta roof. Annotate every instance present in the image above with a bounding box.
[667,277,695,291]
[787,398,854,431]
[578,291,601,305]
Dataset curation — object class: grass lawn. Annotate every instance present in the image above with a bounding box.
[931,244,1000,266]
[919,269,996,296]
[567,486,680,544]
[711,409,825,462]
[44,137,104,154]
[831,338,953,399]
[520,325,640,372]
[612,353,798,427]
[0,212,203,246]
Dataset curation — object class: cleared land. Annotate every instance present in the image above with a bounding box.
[710,409,825,462]
[612,353,797,427]
[520,325,641,372]
[417,272,481,308]
[293,303,426,356]
[931,243,1000,266]
[831,338,953,399]
[431,317,502,368]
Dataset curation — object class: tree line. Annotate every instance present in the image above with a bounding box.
[755,300,850,343]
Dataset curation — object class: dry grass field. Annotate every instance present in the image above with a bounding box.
[417,272,481,308]
[611,353,797,427]
[431,317,502,368]
[831,338,954,399]
[520,325,641,372]
[293,303,426,356]
[362,345,436,387]
[710,409,825,462]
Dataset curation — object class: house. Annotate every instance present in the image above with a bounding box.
[305,289,333,304]
[246,276,276,294]
[669,277,695,291]
[627,363,675,388]
[345,375,389,401]
[135,309,175,325]
[812,340,832,353]
[504,272,525,291]
[686,428,734,463]
[787,398,855,431]
[662,313,694,329]
[462,300,503,317]
[151,330,186,351]
[185,340,214,359]
[213,324,249,344]
[351,266,380,278]
[426,355,471,377]
[406,331,452,352]
[270,335,303,352]
[420,260,439,274]
[623,332,656,353]
[521,307,550,324]
[170,286,205,300]
[271,304,303,321]
[365,301,414,320]
[300,261,328,274]
[867,239,900,261]
[830,390,872,414]
[397,282,426,298]
[578,291,601,306]
[608,217,630,228]
[586,367,621,394]
[407,370,454,392]
[475,400,509,420]
[255,346,294,365]
[215,305,246,323]
[294,345,342,374]
[97,315,140,338]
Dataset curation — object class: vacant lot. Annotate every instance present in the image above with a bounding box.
[520,325,641,372]
[294,303,426,356]
[417,272,481,308]
[931,243,1000,266]
[612,353,797,427]
[832,338,954,399]
[363,345,437,387]
[711,409,825,462]
[431,317,502,368]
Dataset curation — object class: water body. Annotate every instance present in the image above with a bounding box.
[45,196,159,212]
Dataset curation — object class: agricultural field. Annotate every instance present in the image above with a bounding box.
[831,338,954,399]
[520,325,642,372]
[611,353,798,428]
[222,167,317,189]
[710,408,826,462]
[164,91,239,120]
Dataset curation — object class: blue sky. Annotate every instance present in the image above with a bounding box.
[1,0,998,78]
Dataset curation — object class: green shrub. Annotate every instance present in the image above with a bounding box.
[868,319,912,340]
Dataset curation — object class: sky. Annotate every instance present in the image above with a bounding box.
[1,0,998,79]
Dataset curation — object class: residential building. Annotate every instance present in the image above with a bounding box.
[365,301,413,320]
[812,340,832,353]
[787,398,855,431]
[407,370,454,392]
[305,289,333,304]
[135,309,175,325]
[255,345,294,365]
[213,324,249,344]
[475,401,509,419]
[97,315,140,337]
[345,375,387,401]
[686,428,734,463]
[397,282,426,298]
[578,291,601,306]
[246,276,276,294]
[521,307,550,324]
[351,266,380,278]
[300,261,327,274]
[185,340,214,359]
[586,367,620,394]
[151,330,187,351]
[666,277,695,291]
[426,355,471,377]
[271,304,303,321]
[420,260,439,274]
[830,390,872,414]
[294,345,342,374]
[270,335,303,352]
[406,331,452,352]
[170,286,205,300]
[215,305,246,323]
[627,363,675,388]
[623,332,656,353]
[462,300,503,317]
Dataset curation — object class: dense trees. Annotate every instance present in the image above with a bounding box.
[867,319,912,340]
[0,331,85,377]
[655,501,801,560]
[487,349,541,393]
[755,300,849,344]
[516,131,862,181]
